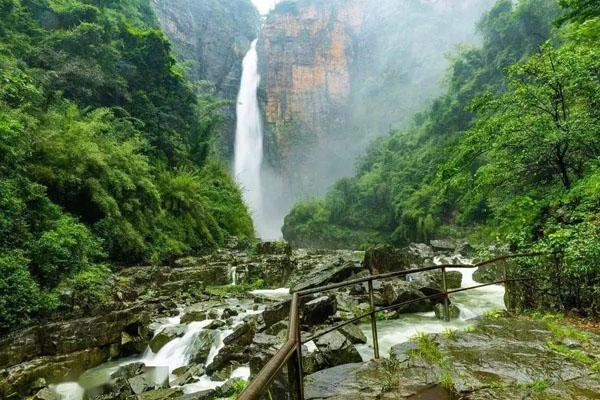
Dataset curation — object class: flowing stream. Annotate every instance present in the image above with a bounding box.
[356,256,506,358]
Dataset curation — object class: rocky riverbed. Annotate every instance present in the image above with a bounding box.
[2,240,598,399]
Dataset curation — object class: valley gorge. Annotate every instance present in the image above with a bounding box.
[1,0,599,399]
[152,0,496,237]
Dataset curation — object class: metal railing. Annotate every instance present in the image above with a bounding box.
[239,253,542,400]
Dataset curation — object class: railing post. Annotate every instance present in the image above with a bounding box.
[441,266,450,322]
[295,309,304,400]
[502,261,512,312]
[368,276,380,359]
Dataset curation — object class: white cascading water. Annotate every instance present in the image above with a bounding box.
[234,39,265,235]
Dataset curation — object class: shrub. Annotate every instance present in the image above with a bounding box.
[0,251,42,331]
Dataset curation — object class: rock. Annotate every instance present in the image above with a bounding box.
[171,364,205,386]
[409,270,462,295]
[304,363,371,400]
[315,331,362,368]
[205,320,225,330]
[180,304,209,324]
[430,239,456,251]
[190,330,217,364]
[389,341,419,364]
[292,261,360,292]
[408,243,435,259]
[433,303,460,320]
[221,308,238,319]
[262,300,291,326]
[256,241,292,256]
[31,377,47,392]
[134,388,183,400]
[338,324,367,344]
[380,281,433,312]
[33,388,59,400]
[120,331,148,356]
[111,362,145,379]
[364,245,414,274]
[178,389,216,400]
[223,322,255,347]
[149,325,186,353]
[265,320,288,336]
[217,377,245,397]
[302,296,337,326]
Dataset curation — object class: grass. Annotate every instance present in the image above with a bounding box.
[516,378,551,393]
[380,354,404,392]
[483,309,504,320]
[442,328,458,340]
[228,379,249,399]
[546,341,600,372]
[408,332,445,364]
[205,278,265,298]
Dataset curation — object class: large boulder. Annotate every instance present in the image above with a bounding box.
[256,241,292,256]
[33,388,60,400]
[409,270,462,296]
[171,364,205,386]
[262,300,290,326]
[135,388,183,400]
[149,325,186,353]
[302,296,337,326]
[314,331,362,368]
[363,245,422,274]
[338,323,367,344]
[473,264,504,284]
[181,302,221,324]
[380,281,433,312]
[292,261,360,292]
[433,303,461,320]
[190,330,217,364]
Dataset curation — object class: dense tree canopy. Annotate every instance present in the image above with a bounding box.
[0,0,253,331]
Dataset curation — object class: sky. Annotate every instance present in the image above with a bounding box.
[250,0,278,15]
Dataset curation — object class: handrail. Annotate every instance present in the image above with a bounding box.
[238,252,547,400]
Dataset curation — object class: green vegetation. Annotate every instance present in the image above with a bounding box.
[379,354,404,393]
[0,0,253,332]
[283,0,600,316]
[408,332,454,390]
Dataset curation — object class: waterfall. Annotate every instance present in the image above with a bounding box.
[234,39,265,235]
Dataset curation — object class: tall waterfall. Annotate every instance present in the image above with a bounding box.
[234,39,265,236]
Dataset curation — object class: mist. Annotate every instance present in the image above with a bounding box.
[243,0,496,239]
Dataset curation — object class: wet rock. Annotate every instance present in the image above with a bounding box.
[315,331,362,368]
[221,308,238,319]
[33,388,59,400]
[216,377,245,397]
[179,389,216,400]
[262,300,291,326]
[149,325,186,353]
[338,323,367,344]
[134,387,183,400]
[171,364,205,386]
[292,261,360,292]
[304,363,374,400]
[205,320,225,330]
[380,281,433,312]
[407,243,435,260]
[433,303,460,320]
[181,302,221,324]
[430,239,457,252]
[302,296,337,326]
[364,245,427,274]
[389,341,419,364]
[190,330,217,364]
[265,320,288,336]
[111,362,145,379]
[409,270,462,295]
[223,322,255,347]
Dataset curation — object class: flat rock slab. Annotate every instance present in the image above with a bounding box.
[305,317,600,399]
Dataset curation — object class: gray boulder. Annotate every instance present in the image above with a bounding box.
[314,331,363,368]
[149,325,186,353]
[434,303,460,320]
[380,281,433,312]
[33,388,59,400]
[302,296,337,326]
[190,330,217,364]
[338,323,367,344]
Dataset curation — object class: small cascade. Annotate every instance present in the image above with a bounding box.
[229,266,238,286]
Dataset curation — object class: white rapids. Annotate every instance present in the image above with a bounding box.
[357,256,506,359]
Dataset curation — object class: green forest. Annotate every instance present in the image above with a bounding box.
[283,0,600,314]
[0,0,253,331]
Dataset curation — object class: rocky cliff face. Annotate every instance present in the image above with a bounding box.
[151,0,260,157]
[258,0,495,197]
